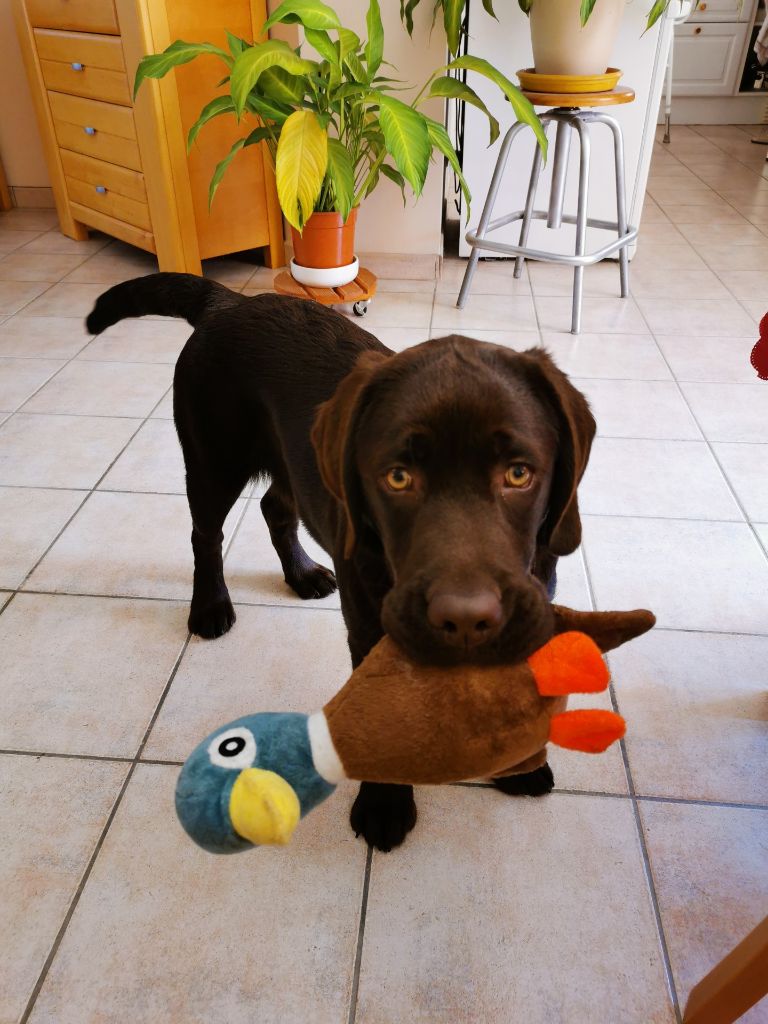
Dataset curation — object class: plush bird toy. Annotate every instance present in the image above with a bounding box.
[176,604,655,853]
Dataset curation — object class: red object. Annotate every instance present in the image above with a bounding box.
[549,709,626,753]
[751,312,768,381]
[291,207,358,269]
[528,631,610,695]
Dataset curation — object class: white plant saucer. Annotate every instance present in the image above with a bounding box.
[290,256,359,289]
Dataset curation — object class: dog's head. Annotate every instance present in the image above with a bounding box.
[312,335,595,665]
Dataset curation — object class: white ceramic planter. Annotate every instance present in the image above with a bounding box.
[289,256,359,289]
[530,0,624,75]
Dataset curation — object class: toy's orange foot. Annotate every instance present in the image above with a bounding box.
[549,709,626,753]
[528,632,610,696]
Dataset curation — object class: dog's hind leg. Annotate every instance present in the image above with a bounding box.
[260,468,337,600]
[185,460,249,639]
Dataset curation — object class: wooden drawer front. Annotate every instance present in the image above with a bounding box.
[34,29,125,70]
[60,150,146,202]
[25,0,119,35]
[40,59,130,105]
[48,91,135,140]
[66,176,151,231]
[53,119,141,171]
[672,22,749,95]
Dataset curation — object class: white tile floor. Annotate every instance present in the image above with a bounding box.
[1,124,767,1024]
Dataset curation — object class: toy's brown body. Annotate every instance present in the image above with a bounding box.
[323,606,655,785]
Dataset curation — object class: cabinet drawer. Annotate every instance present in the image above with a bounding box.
[65,175,151,231]
[25,0,119,35]
[53,118,141,171]
[48,91,136,140]
[34,29,125,70]
[40,59,130,105]
[689,0,752,21]
[672,22,749,94]
[60,149,146,202]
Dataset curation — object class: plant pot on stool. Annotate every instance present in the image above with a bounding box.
[530,0,624,75]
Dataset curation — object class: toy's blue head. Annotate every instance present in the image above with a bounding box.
[175,712,336,854]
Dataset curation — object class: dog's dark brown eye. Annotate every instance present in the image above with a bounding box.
[504,464,532,489]
[385,467,413,492]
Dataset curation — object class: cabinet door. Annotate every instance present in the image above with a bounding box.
[672,22,749,94]
[688,0,757,23]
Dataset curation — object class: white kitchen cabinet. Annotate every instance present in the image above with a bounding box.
[671,21,750,94]
[687,0,754,22]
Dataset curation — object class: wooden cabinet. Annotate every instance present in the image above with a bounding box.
[671,21,750,95]
[13,0,285,274]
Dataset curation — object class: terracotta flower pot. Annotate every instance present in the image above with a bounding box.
[291,207,358,276]
[530,0,624,76]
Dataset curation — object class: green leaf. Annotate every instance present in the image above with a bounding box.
[645,0,668,30]
[579,0,598,25]
[427,76,499,145]
[338,28,361,61]
[518,0,533,14]
[226,31,249,58]
[325,138,355,220]
[275,109,328,230]
[230,40,315,115]
[187,95,235,151]
[424,115,471,218]
[263,0,342,32]
[377,94,430,197]
[259,65,306,105]
[443,0,464,58]
[482,0,497,16]
[208,126,274,207]
[246,93,293,124]
[380,162,407,205]
[304,27,338,65]
[365,0,384,78]
[134,40,230,99]
[446,54,547,160]
[343,51,368,83]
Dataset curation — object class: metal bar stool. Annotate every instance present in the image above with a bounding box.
[458,84,638,335]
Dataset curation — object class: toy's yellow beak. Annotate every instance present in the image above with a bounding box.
[229,768,300,846]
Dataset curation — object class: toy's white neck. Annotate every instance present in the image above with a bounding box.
[307,711,346,784]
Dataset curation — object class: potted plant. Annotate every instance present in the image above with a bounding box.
[402,0,684,75]
[134,0,546,288]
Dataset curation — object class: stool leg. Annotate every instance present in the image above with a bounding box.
[547,120,571,230]
[458,122,526,308]
[514,121,549,279]
[596,113,631,300]
[571,118,591,335]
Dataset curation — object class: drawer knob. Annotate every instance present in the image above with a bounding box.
[71,62,84,71]
[95,186,107,194]
[694,25,702,32]
[84,126,96,135]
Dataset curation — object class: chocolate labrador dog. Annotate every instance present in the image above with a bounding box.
[87,272,595,852]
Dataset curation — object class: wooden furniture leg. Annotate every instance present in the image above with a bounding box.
[683,915,768,1024]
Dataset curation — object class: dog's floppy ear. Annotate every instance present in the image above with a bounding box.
[522,348,596,556]
[311,350,390,559]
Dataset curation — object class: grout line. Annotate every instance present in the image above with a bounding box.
[0,748,185,767]
[20,615,195,1023]
[346,844,374,1024]
[579,538,683,1023]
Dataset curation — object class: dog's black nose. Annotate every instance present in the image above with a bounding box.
[427,589,503,648]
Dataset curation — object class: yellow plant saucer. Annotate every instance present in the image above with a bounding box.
[517,67,622,94]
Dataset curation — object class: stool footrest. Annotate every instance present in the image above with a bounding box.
[465,213,637,268]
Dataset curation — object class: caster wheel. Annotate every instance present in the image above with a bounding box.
[352,301,369,317]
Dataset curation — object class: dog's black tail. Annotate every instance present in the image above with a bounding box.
[85,272,241,335]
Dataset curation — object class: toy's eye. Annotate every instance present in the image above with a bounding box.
[208,727,256,769]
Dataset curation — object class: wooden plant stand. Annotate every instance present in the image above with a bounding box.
[273,267,377,317]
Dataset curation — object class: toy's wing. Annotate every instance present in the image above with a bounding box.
[528,631,609,696]
[549,709,626,753]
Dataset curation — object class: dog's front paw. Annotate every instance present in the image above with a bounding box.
[286,562,338,600]
[188,596,236,639]
[350,782,417,852]
[492,763,554,797]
